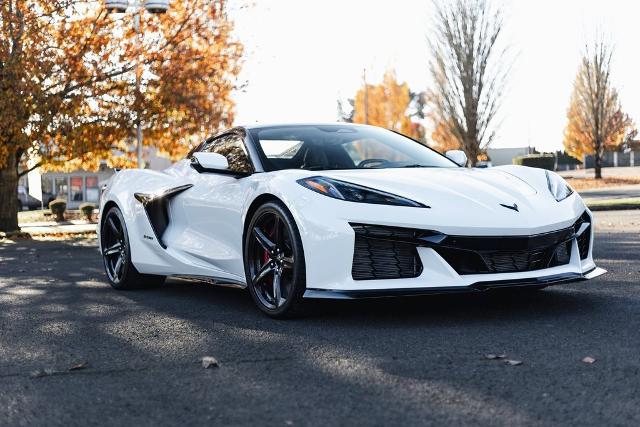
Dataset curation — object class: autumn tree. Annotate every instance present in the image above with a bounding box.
[430,119,461,152]
[563,39,634,178]
[426,0,508,166]
[347,70,425,141]
[0,0,242,231]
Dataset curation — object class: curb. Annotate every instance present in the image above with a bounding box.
[587,204,640,212]
[1,228,97,240]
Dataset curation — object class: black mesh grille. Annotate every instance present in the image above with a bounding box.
[481,248,549,273]
[351,226,423,280]
[433,227,575,275]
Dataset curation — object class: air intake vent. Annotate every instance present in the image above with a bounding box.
[351,225,423,280]
[574,212,591,260]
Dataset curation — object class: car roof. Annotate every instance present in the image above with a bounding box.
[241,122,372,131]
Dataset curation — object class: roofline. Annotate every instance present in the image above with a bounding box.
[239,122,374,130]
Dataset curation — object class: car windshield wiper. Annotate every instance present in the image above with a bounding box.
[398,164,433,168]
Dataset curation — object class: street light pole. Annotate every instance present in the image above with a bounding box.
[134,7,143,169]
[104,0,169,169]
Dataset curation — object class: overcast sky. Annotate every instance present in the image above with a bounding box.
[230,0,639,152]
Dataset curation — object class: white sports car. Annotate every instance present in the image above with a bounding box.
[98,123,605,318]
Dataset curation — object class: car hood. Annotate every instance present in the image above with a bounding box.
[317,167,544,213]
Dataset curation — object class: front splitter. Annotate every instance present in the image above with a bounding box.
[303,268,607,300]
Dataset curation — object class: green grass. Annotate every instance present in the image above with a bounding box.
[586,197,640,211]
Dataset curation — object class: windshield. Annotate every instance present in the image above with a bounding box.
[248,124,458,172]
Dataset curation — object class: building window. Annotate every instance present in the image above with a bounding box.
[86,176,99,202]
[42,176,53,195]
[70,176,83,202]
[54,177,68,201]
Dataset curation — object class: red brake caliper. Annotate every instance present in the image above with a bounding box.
[262,222,276,288]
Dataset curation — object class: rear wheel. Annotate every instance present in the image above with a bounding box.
[244,201,306,318]
[101,206,165,290]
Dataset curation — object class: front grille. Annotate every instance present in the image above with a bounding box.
[433,226,576,275]
[351,225,423,280]
[350,212,590,279]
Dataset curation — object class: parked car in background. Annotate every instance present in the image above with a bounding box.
[17,186,54,211]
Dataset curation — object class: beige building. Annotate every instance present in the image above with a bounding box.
[19,148,173,209]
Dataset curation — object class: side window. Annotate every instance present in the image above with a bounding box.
[202,134,253,174]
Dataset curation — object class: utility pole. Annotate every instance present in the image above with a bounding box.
[363,68,369,125]
[134,9,143,169]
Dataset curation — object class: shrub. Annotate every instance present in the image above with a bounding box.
[513,154,555,171]
[48,199,67,222]
[79,203,96,221]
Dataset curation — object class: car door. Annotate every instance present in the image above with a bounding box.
[164,131,258,281]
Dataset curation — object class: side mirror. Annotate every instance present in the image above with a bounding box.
[445,150,468,166]
[191,152,229,171]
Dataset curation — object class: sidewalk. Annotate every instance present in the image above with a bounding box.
[15,220,97,237]
[559,166,640,179]
[578,184,640,200]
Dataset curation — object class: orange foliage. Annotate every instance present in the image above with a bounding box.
[0,0,243,172]
[430,120,460,152]
[352,70,425,140]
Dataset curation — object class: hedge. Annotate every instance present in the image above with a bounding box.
[48,199,67,222]
[513,154,555,171]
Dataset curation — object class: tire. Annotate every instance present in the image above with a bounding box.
[17,200,23,212]
[100,205,165,290]
[243,201,307,318]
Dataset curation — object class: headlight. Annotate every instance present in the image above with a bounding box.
[545,171,574,202]
[297,176,427,208]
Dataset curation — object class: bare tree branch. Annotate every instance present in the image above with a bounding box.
[426,0,508,165]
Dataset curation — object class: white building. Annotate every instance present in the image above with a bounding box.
[486,147,533,166]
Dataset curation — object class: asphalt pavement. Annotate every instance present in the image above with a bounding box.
[0,212,639,426]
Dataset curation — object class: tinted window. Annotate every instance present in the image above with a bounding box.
[249,125,457,172]
[202,134,253,174]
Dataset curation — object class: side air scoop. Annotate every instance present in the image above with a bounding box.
[134,184,193,248]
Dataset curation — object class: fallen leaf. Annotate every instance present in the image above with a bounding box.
[485,354,506,360]
[201,356,219,369]
[30,368,56,378]
[69,361,88,371]
[582,356,596,364]
[505,359,523,366]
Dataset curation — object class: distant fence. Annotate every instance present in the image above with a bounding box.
[583,151,638,169]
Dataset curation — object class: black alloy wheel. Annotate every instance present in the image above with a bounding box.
[101,206,164,289]
[244,201,306,318]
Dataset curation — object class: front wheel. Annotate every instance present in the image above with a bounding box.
[244,201,307,318]
[100,206,165,290]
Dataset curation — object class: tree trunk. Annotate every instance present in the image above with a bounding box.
[594,139,603,179]
[0,151,20,232]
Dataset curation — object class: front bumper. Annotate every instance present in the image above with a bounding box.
[288,192,604,298]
